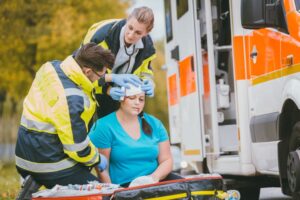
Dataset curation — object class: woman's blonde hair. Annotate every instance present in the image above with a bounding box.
[128,6,154,32]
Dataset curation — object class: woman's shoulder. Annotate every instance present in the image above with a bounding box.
[95,112,117,126]
[143,113,163,126]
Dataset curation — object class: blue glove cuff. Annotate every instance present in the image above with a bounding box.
[98,154,108,172]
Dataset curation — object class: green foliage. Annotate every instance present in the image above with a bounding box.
[0,163,20,199]
[0,0,170,129]
[0,0,130,101]
[144,40,169,130]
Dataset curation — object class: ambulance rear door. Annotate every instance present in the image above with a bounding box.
[164,0,205,162]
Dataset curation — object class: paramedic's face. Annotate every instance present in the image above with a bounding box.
[124,17,148,45]
[121,93,145,115]
[82,67,106,83]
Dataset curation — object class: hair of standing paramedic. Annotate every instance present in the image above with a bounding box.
[75,42,115,71]
[128,6,154,32]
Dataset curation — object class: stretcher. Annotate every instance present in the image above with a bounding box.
[32,174,225,200]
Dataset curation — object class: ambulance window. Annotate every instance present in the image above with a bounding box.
[164,0,173,42]
[176,0,189,19]
[295,0,300,12]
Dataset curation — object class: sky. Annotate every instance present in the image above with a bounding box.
[128,0,165,41]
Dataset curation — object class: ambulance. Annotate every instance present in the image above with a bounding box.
[163,0,300,198]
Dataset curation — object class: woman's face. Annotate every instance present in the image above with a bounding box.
[120,93,145,116]
[124,17,148,45]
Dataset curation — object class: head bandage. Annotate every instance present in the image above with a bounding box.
[123,84,144,97]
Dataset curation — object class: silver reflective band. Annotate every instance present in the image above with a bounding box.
[140,72,153,79]
[65,88,90,107]
[15,156,77,173]
[63,137,90,152]
[84,151,99,165]
[21,116,56,134]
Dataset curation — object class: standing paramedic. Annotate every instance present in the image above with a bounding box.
[15,43,142,189]
[82,6,156,118]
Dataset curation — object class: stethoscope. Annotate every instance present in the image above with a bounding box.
[123,44,136,73]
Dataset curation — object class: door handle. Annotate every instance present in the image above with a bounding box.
[286,54,293,66]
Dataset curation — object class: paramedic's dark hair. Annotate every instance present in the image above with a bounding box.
[75,42,115,71]
[139,112,152,135]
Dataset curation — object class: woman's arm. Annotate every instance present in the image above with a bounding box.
[98,148,112,183]
[150,141,173,182]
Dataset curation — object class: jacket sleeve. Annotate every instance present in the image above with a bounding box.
[83,20,117,46]
[51,90,99,167]
[83,21,106,45]
[133,54,156,80]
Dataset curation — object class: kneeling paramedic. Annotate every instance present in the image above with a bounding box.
[15,43,142,189]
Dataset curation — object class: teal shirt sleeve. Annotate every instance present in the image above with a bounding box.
[157,120,169,142]
[144,113,169,142]
[89,119,112,148]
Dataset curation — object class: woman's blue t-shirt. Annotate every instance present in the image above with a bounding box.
[89,112,169,185]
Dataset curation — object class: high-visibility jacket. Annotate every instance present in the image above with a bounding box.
[82,19,156,95]
[15,56,99,179]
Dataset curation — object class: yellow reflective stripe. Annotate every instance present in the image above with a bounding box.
[140,72,154,79]
[63,137,90,152]
[191,190,223,196]
[133,54,156,78]
[144,193,187,200]
[99,40,109,49]
[21,116,56,134]
[65,147,99,166]
[83,150,99,166]
[251,63,300,85]
[83,19,120,44]
[15,156,77,173]
[94,86,103,94]
[65,88,90,108]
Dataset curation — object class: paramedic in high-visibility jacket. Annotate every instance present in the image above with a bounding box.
[15,43,142,188]
[82,6,156,118]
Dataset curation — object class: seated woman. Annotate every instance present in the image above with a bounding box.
[89,84,181,187]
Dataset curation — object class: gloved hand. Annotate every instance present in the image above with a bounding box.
[109,87,125,101]
[141,79,155,97]
[97,154,108,172]
[129,175,158,187]
[111,74,142,88]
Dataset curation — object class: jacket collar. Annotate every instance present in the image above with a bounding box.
[105,19,156,71]
[60,56,94,94]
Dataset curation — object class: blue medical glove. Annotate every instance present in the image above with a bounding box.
[109,87,125,101]
[98,154,108,172]
[141,79,155,97]
[111,74,142,88]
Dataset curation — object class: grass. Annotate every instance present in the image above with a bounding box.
[0,162,20,199]
[0,162,101,199]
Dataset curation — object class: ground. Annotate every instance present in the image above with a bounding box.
[0,162,20,199]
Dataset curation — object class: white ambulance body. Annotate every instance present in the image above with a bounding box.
[164,0,300,198]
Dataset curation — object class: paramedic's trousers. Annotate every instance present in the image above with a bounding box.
[17,164,98,189]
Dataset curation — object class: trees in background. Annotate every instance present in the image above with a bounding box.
[0,0,129,101]
[0,0,169,131]
[144,40,169,129]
